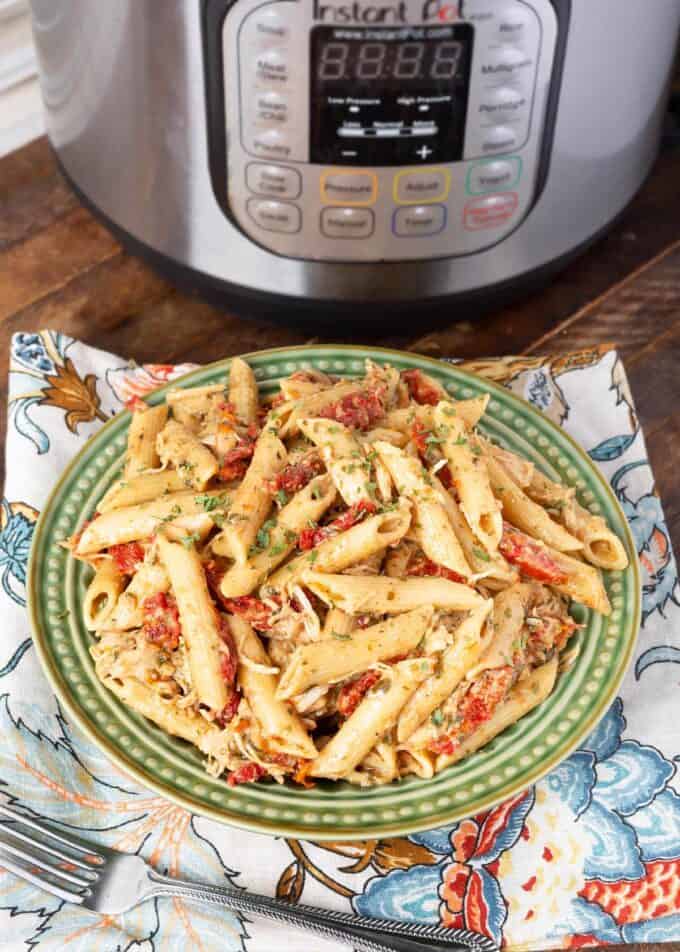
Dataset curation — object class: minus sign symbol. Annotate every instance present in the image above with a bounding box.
[342,150,358,156]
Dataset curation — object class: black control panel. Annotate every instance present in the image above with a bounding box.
[310,24,473,167]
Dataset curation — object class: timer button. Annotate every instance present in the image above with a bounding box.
[321,171,377,206]
[321,207,375,239]
[246,163,302,200]
[394,169,451,205]
[247,199,301,234]
[480,125,520,154]
[254,49,290,85]
[467,157,522,195]
[393,205,447,238]
[478,85,528,120]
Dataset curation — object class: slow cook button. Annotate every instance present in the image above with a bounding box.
[467,157,522,194]
[394,168,450,205]
[254,91,291,124]
[246,163,301,199]
[247,199,301,234]
[464,193,519,231]
[321,207,375,239]
[393,205,447,237]
[254,49,289,84]
[321,171,377,206]
[249,129,294,159]
[481,125,520,154]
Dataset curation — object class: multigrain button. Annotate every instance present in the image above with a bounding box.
[481,125,520,154]
[480,45,533,79]
[321,171,377,206]
[393,204,446,237]
[247,198,301,234]
[394,168,450,205]
[321,207,375,239]
[467,157,522,194]
[254,90,291,124]
[254,49,289,84]
[246,163,301,199]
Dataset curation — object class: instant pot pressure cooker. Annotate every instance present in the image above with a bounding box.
[29,1,680,319]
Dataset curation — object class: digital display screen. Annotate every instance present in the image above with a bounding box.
[310,24,473,167]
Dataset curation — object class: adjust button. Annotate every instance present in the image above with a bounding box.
[467,157,522,195]
[394,168,450,205]
[393,205,447,237]
[321,207,375,239]
[247,199,301,234]
[321,171,377,206]
[481,125,520,154]
[246,163,301,199]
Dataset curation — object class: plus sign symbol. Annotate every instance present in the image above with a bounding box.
[416,145,433,160]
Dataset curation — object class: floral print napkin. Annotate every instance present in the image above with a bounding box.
[1,330,678,951]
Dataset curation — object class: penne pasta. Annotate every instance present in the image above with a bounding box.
[228,356,259,426]
[156,419,219,488]
[543,547,612,615]
[106,561,170,630]
[83,561,126,630]
[384,395,490,433]
[277,607,433,700]
[298,418,372,506]
[156,534,228,713]
[125,404,168,476]
[211,428,287,562]
[302,572,484,614]
[98,470,189,512]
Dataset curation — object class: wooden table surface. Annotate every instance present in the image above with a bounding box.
[1,123,679,952]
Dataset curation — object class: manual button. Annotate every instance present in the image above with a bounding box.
[321,171,377,206]
[321,207,374,239]
[394,168,450,205]
[247,199,301,234]
[246,163,301,199]
[393,205,447,237]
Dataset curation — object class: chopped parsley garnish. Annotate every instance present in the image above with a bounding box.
[307,550,319,564]
[454,436,468,446]
[181,532,201,549]
[473,546,491,563]
[311,484,323,500]
[275,489,289,507]
[431,709,444,727]
[331,631,352,641]
[269,541,287,557]
[365,481,378,499]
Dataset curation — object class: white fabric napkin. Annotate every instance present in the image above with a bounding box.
[1,331,678,952]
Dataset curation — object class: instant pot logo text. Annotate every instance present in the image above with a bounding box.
[313,1,460,24]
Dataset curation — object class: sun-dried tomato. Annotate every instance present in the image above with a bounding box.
[317,387,386,431]
[142,592,181,651]
[298,500,377,551]
[401,369,444,406]
[109,542,145,574]
[267,455,325,496]
[221,595,276,631]
[407,557,466,585]
[217,689,241,726]
[227,763,267,787]
[337,670,382,718]
[428,666,514,755]
[218,616,238,685]
[499,523,568,584]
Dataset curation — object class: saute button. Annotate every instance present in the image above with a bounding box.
[321,171,377,206]
[321,207,375,239]
[393,205,447,237]
[246,163,301,199]
[394,168,450,205]
[247,199,301,234]
[481,125,520,154]
[467,157,521,194]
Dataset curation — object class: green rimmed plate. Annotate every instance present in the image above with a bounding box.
[27,345,640,840]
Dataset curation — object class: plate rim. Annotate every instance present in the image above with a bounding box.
[27,343,641,839]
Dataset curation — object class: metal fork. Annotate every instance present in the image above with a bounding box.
[0,802,496,952]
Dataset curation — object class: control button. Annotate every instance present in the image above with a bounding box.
[394,168,450,205]
[479,85,528,120]
[467,158,522,195]
[495,5,535,44]
[393,205,447,238]
[246,163,301,200]
[254,49,289,84]
[480,45,534,79]
[254,90,291,124]
[481,125,520,154]
[321,207,375,239]
[464,193,519,231]
[321,171,377,206]
[247,199,301,234]
[248,129,295,160]
[251,7,290,42]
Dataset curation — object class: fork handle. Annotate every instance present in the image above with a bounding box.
[146,871,496,952]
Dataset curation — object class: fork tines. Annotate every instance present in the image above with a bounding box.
[0,801,103,903]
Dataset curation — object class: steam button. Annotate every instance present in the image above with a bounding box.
[247,199,301,234]
[480,125,520,154]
